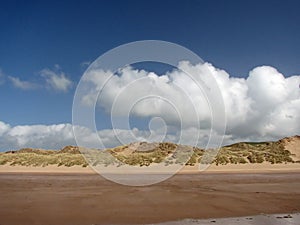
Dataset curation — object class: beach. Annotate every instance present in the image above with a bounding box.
[0,165,299,225]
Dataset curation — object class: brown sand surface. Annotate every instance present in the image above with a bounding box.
[0,172,299,225]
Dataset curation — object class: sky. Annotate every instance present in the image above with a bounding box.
[0,0,299,150]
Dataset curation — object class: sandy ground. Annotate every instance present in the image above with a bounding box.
[182,162,300,173]
[0,171,299,225]
[153,213,300,225]
[0,162,299,173]
[0,164,94,173]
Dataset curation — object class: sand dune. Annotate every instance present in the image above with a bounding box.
[281,136,300,161]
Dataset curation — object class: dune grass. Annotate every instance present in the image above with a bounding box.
[0,140,297,167]
[0,152,88,167]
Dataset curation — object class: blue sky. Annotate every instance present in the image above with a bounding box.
[0,0,299,150]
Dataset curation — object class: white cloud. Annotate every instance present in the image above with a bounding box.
[0,122,76,150]
[0,62,299,151]
[0,121,239,151]
[80,62,300,141]
[8,76,38,90]
[40,68,72,92]
[0,121,10,136]
[0,66,72,92]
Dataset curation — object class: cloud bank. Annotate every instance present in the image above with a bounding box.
[0,121,233,151]
[0,62,299,150]
[82,62,300,140]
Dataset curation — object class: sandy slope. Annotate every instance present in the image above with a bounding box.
[282,136,300,161]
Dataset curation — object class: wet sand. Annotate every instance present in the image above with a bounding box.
[0,172,299,225]
[156,213,300,225]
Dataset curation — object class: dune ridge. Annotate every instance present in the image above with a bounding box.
[0,135,299,169]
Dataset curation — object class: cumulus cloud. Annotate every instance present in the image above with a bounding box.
[0,62,299,151]
[80,62,300,142]
[8,76,38,90]
[81,63,214,129]
[0,121,10,136]
[40,68,72,92]
[0,120,233,151]
[0,122,75,150]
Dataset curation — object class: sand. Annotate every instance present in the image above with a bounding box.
[183,162,300,173]
[0,169,299,225]
[154,213,300,225]
[283,137,300,161]
[0,164,94,173]
[0,162,299,173]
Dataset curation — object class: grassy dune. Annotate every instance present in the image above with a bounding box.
[0,146,88,167]
[0,137,299,167]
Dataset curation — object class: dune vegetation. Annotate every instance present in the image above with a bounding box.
[0,136,299,167]
[0,146,88,167]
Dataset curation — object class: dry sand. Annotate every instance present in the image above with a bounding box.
[283,137,300,161]
[0,162,299,174]
[182,162,300,173]
[0,164,94,173]
[0,165,299,225]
